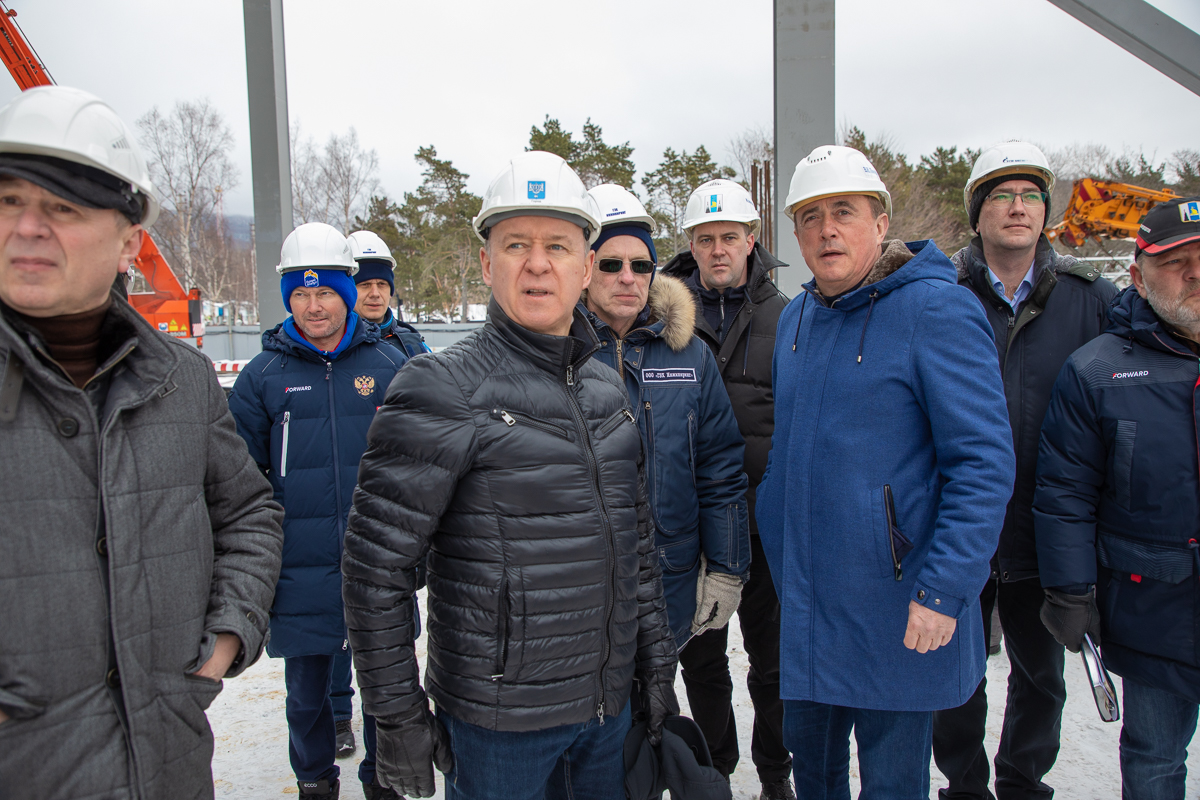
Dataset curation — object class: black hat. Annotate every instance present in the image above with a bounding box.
[969,173,1050,233]
[1135,197,1200,259]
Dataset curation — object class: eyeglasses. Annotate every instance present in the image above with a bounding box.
[986,191,1048,207]
[597,258,655,274]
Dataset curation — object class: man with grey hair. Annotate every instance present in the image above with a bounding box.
[342,151,677,800]
[1035,196,1200,800]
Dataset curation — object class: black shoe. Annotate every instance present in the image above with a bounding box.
[760,778,797,800]
[298,778,340,799]
[362,779,401,800]
[335,719,357,758]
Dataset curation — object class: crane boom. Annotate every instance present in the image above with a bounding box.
[1048,177,1179,248]
[0,2,204,345]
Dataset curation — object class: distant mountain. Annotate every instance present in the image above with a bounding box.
[225,214,254,245]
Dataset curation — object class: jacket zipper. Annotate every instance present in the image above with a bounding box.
[616,338,624,380]
[644,400,656,510]
[596,407,635,438]
[494,408,570,439]
[884,484,903,581]
[279,411,291,477]
[326,361,344,526]
[718,294,725,340]
[493,570,509,678]
[564,362,616,724]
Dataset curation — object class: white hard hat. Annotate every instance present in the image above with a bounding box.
[588,183,657,235]
[277,222,359,276]
[682,178,760,237]
[784,145,891,219]
[0,85,160,226]
[473,151,603,244]
[964,141,1055,219]
[347,230,396,267]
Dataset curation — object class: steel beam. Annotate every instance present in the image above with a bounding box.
[1046,0,1200,97]
[243,0,293,330]
[774,0,835,297]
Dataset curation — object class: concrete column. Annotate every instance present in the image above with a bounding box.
[774,0,835,298]
[243,0,293,330]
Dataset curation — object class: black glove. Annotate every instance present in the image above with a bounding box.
[374,699,453,798]
[1040,588,1101,654]
[638,666,680,747]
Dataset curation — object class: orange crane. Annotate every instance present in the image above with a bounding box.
[0,2,204,345]
[1047,177,1179,248]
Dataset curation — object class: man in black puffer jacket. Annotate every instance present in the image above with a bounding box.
[343,152,677,800]
[661,179,792,799]
[933,143,1117,800]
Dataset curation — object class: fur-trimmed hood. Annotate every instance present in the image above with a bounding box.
[581,273,697,353]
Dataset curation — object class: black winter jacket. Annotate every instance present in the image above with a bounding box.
[1035,287,1200,703]
[953,236,1117,581]
[342,299,676,732]
[662,243,787,536]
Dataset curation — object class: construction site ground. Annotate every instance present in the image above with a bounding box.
[210,589,1200,799]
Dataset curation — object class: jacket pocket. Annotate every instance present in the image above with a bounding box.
[279,410,291,478]
[491,408,570,440]
[659,532,701,574]
[1112,420,1136,509]
[1100,571,1198,668]
[884,485,914,581]
[596,407,635,439]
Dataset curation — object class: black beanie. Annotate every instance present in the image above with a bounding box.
[969,173,1050,232]
[0,153,146,224]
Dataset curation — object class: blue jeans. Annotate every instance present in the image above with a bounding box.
[783,699,932,800]
[284,655,378,785]
[1120,677,1199,800]
[437,702,631,800]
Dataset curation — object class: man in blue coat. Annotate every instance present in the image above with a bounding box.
[348,229,431,359]
[1034,197,1200,800]
[580,183,749,653]
[229,223,407,800]
[758,146,1015,799]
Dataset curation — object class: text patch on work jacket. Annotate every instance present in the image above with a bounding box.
[642,368,697,384]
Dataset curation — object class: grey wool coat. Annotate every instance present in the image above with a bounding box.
[0,292,284,800]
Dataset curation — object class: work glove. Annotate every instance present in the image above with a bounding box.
[638,665,680,747]
[1040,587,1101,654]
[374,699,453,798]
[692,555,743,635]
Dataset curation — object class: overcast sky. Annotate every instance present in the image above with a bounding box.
[3,0,1197,217]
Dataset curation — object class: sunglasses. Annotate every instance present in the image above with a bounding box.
[597,258,655,274]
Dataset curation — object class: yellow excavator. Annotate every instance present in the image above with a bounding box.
[1048,177,1178,247]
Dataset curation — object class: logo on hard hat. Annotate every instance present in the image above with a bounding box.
[708,195,723,213]
[527,181,546,200]
[1001,157,1030,164]
[303,269,319,287]
[606,207,625,218]
[1181,201,1200,223]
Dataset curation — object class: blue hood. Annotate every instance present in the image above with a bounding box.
[261,313,382,361]
[801,240,955,310]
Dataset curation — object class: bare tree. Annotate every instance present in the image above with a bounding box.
[728,125,774,184]
[137,100,238,294]
[290,123,380,233]
[321,128,379,233]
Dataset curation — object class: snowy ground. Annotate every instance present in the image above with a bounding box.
[210,590,1199,799]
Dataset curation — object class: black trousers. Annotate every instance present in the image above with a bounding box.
[932,576,1067,799]
[679,534,791,783]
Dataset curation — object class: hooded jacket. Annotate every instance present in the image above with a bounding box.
[582,275,749,650]
[228,315,406,657]
[1034,287,1200,704]
[0,293,283,799]
[378,310,432,358]
[342,299,677,731]
[954,235,1117,581]
[757,240,1015,711]
[662,242,788,536]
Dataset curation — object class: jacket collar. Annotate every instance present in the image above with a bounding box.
[0,288,180,406]
[661,241,786,305]
[802,239,954,311]
[579,274,697,354]
[262,313,379,362]
[486,297,600,378]
[1107,285,1198,357]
